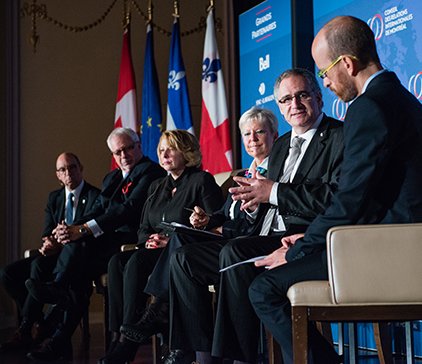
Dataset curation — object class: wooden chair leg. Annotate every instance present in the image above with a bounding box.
[102,286,110,350]
[152,334,162,364]
[266,329,283,364]
[292,306,309,364]
[81,307,90,349]
[373,322,393,364]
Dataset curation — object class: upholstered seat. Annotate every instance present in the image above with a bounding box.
[287,223,422,364]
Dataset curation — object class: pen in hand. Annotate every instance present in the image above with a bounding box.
[184,207,212,217]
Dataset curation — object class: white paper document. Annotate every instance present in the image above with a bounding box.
[219,255,267,272]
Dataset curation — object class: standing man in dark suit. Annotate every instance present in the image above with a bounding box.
[0,152,100,353]
[250,16,422,364]
[25,127,166,361]
[155,68,344,364]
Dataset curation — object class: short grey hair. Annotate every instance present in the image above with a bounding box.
[106,127,140,151]
[273,68,322,103]
[238,107,278,134]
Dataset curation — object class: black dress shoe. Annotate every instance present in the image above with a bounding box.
[25,279,70,307]
[97,340,139,364]
[120,301,169,343]
[27,337,72,362]
[162,349,195,364]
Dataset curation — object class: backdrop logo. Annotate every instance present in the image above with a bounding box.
[367,14,384,40]
[332,98,349,121]
[408,72,422,100]
[258,82,266,95]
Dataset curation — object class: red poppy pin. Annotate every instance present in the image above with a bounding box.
[122,181,133,195]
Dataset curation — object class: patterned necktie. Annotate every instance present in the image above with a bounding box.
[259,136,305,235]
[66,192,74,225]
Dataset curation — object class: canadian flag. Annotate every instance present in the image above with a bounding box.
[200,9,232,174]
[113,27,138,169]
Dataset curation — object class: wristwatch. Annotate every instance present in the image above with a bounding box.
[79,226,89,237]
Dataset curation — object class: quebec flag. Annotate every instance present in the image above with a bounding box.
[166,18,194,133]
[200,9,233,174]
[141,23,162,163]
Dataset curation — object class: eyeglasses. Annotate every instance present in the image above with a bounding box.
[56,164,78,174]
[278,91,313,106]
[111,142,138,157]
[317,55,359,79]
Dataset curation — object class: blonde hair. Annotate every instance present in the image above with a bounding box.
[158,130,202,168]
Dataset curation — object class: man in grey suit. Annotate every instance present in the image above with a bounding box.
[123,68,344,364]
[250,16,422,364]
[0,152,100,353]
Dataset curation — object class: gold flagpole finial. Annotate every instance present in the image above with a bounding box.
[147,0,153,24]
[173,0,180,18]
[207,0,215,13]
[122,0,130,29]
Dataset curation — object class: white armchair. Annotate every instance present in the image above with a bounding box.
[287,223,422,363]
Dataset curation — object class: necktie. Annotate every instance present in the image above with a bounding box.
[259,136,305,235]
[66,192,74,225]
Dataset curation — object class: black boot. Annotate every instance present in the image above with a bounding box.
[120,299,169,344]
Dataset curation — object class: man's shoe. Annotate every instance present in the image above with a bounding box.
[26,337,72,362]
[25,279,70,307]
[0,325,32,353]
[97,340,138,364]
[162,349,195,364]
[120,301,169,344]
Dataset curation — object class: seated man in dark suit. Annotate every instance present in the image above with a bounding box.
[25,127,166,361]
[122,69,345,364]
[0,152,100,353]
[249,16,422,364]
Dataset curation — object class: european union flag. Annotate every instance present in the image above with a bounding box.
[141,24,162,163]
[166,18,194,133]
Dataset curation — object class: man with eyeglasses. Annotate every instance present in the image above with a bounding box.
[250,16,422,364]
[156,68,344,364]
[0,152,100,354]
[24,128,165,361]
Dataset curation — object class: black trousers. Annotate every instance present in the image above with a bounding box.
[169,234,282,362]
[248,251,340,364]
[107,247,162,332]
[50,233,131,340]
[0,253,58,323]
[144,233,200,300]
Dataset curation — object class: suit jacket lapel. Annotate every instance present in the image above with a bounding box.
[56,189,66,224]
[75,183,89,220]
[292,116,330,183]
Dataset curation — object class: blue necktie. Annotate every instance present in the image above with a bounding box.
[66,193,74,225]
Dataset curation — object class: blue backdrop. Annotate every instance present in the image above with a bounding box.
[239,0,292,167]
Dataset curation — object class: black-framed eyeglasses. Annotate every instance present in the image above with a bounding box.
[317,55,359,79]
[56,164,78,174]
[278,91,313,106]
[111,142,138,157]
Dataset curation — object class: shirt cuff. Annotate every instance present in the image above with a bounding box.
[86,220,103,238]
[269,182,279,206]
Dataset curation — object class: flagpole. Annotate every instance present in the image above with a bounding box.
[173,0,180,18]
[147,0,152,24]
[207,0,215,13]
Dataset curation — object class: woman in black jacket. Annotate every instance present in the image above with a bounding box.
[99,130,224,364]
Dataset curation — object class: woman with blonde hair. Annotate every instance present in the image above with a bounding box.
[99,130,224,364]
